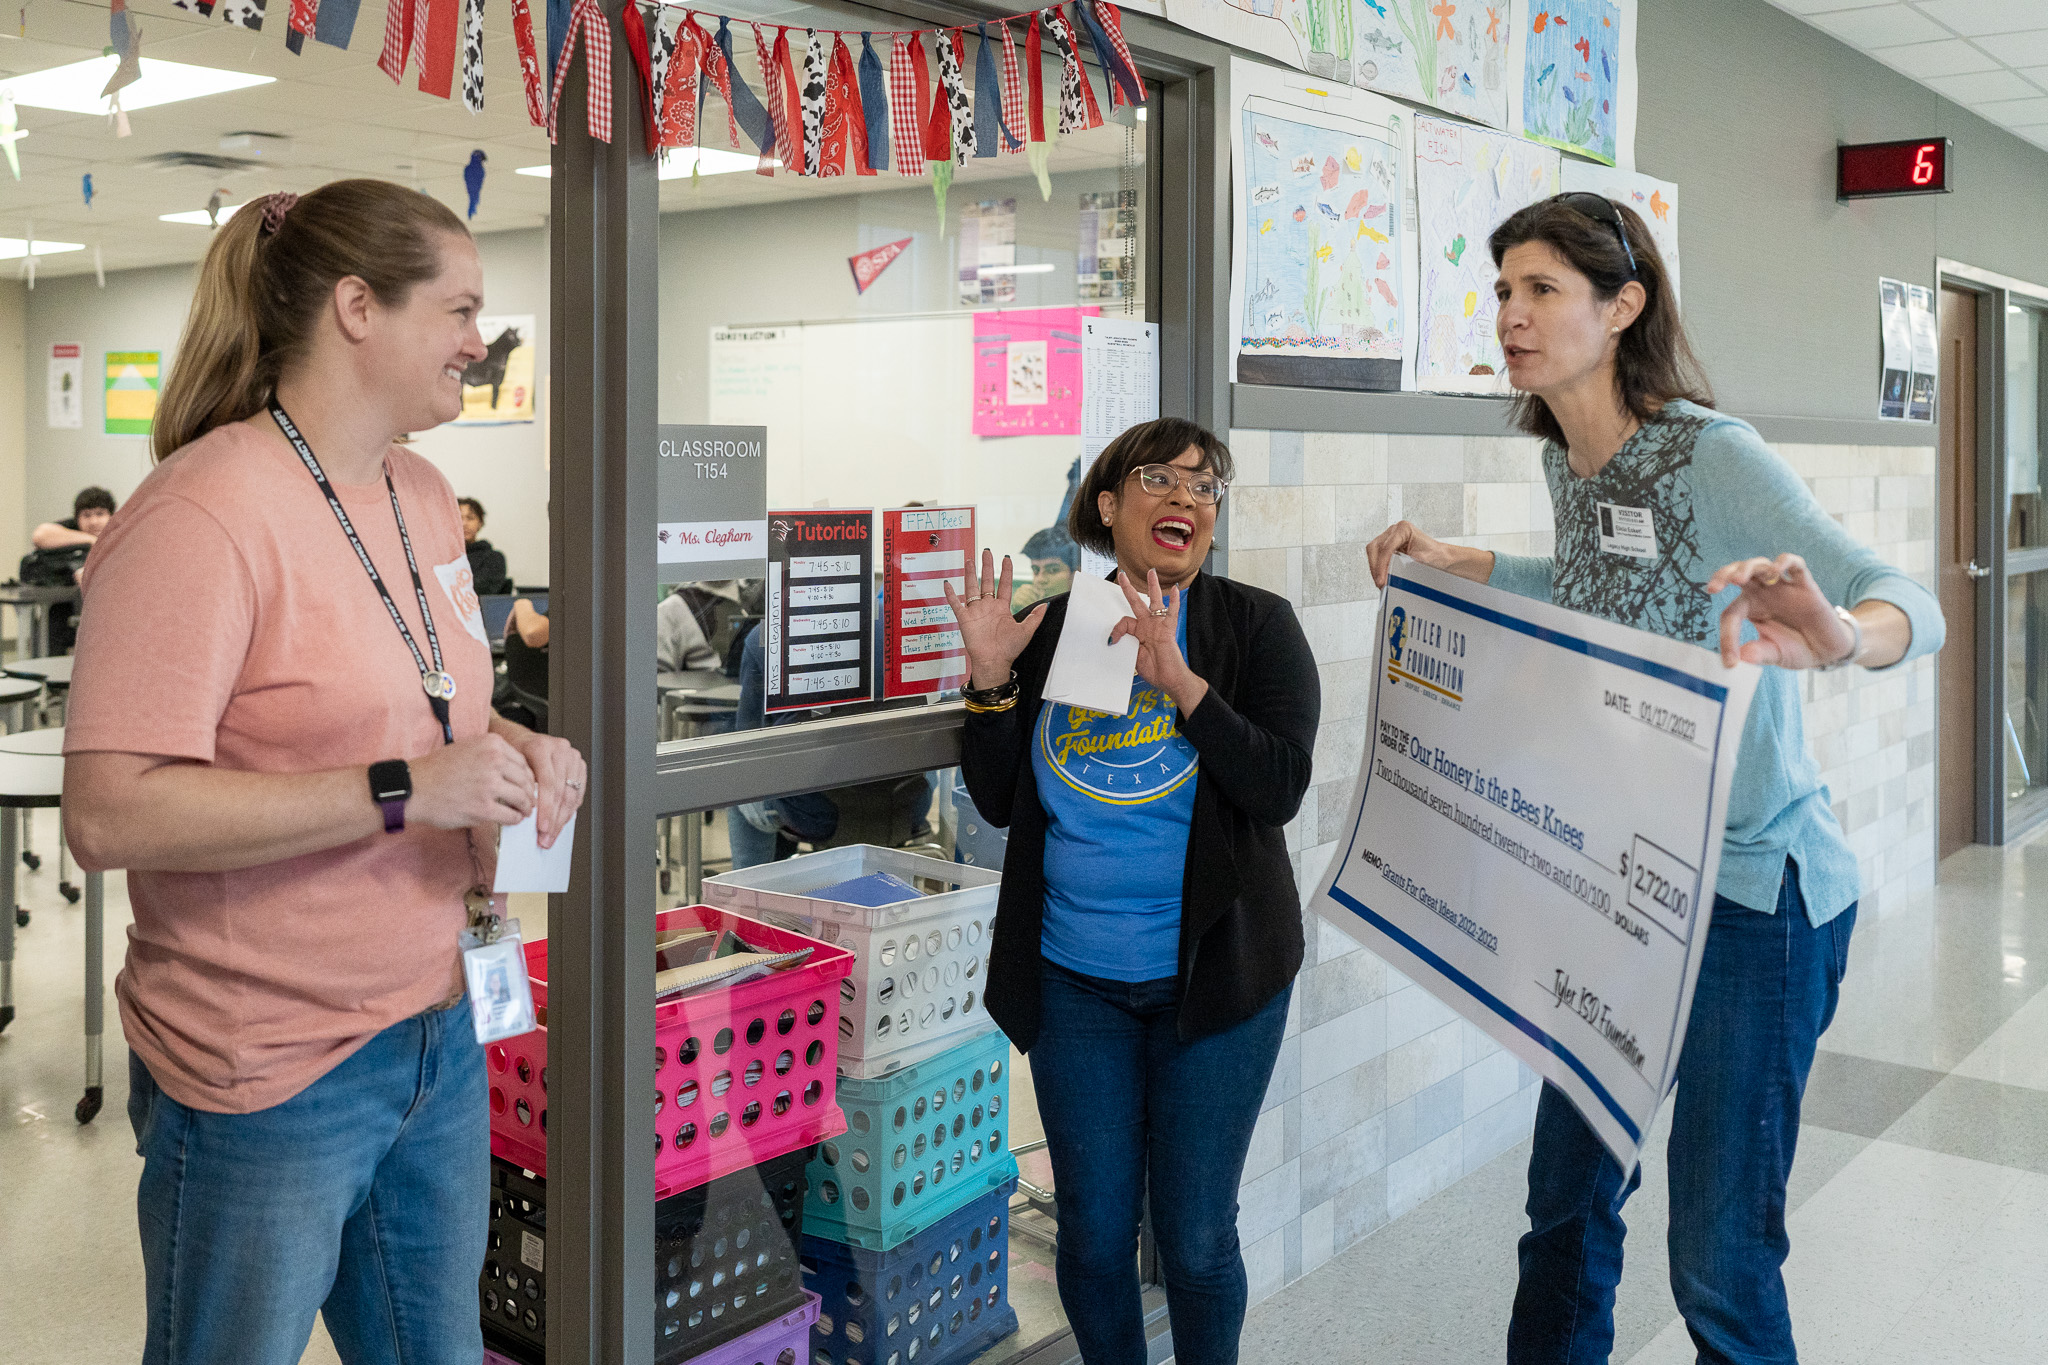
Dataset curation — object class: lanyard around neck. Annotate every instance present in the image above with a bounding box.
[268,399,456,746]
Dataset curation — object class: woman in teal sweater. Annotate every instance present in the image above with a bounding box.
[1368,194,1942,1365]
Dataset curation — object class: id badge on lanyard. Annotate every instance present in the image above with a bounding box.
[461,889,538,1044]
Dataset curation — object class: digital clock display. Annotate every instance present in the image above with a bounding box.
[1838,139,1952,200]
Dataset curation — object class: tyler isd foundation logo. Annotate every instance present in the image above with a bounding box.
[1385,603,1465,706]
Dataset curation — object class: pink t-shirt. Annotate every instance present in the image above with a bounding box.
[65,421,499,1114]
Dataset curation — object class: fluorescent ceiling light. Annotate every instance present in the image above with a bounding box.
[161,203,245,226]
[0,237,85,260]
[978,263,1057,277]
[517,147,777,180]
[5,56,273,114]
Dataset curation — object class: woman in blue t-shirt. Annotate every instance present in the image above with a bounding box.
[951,418,1320,1365]
[1368,195,1942,1364]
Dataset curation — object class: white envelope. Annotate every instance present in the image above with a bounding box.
[494,810,577,894]
[1041,573,1142,716]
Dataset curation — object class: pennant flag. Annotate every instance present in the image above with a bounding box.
[622,0,656,152]
[546,0,612,144]
[800,29,827,176]
[996,20,1025,153]
[459,0,485,112]
[1093,3,1145,106]
[510,0,547,126]
[937,28,974,165]
[886,33,928,178]
[750,22,785,175]
[857,33,889,172]
[713,17,774,158]
[464,149,486,218]
[314,0,361,50]
[972,24,1000,158]
[849,236,911,294]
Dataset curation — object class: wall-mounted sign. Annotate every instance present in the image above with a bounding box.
[47,343,82,429]
[104,351,159,436]
[765,509,874,714]
[657,424,768,581]
[457,314,537,423]
[881,507,974,699]
[1838,138,1951,201]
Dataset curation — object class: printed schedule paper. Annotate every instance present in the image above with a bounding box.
[1314,558,1758,1168]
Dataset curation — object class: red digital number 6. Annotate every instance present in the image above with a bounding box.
[1912,144,1937,186]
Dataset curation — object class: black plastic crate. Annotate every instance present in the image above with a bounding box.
[480,1145,813,1363]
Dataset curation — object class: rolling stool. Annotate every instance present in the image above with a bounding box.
[0,741,109,1123]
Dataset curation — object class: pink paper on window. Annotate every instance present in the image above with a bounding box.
[971,305,1098,437]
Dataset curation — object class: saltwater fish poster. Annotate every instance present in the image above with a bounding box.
[1414,115,1560,394]
[1230,58,1417,391]
[1559,162,1680,303]
[1171,0,1513,130]
[1517,0,1625,165]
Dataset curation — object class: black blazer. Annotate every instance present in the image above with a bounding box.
[961,572,1321,1052]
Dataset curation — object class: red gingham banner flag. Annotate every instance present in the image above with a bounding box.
[1093,3,1146,105]
[547,0,612,144]
[510,0,547,127]
[997,20,1025,153]
[752,23,789,175]
[377,0,421,83]
[887,33,928,178]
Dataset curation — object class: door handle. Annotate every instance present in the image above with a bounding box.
[1966,561,1991,579]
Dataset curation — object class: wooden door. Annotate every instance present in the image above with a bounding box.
[1938,285,1979,859]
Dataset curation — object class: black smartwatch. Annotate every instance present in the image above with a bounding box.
[368,759,413,833]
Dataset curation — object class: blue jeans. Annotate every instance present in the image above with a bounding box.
[1508,862,1856,1365]
[128,1002,488,1365]
[1030,960,1292,1365]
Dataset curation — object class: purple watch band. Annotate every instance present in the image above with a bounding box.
[380,798,406,833]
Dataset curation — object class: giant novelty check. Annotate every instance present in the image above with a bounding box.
[1315,558,1759,1167]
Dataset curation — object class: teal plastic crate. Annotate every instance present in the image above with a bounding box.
[805,1027,1016,1250]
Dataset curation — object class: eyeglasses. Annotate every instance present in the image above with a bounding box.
[1552,191,1638,278]
[1129,464,1227,505]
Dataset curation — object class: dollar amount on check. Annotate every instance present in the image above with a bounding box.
[1314,558,1758,1167]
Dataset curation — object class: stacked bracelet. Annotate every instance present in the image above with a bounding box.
[962,672,1021,713]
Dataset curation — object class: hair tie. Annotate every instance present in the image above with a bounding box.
[259,192,299,237]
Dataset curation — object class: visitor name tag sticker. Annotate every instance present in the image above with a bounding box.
[1597,504,1657,559]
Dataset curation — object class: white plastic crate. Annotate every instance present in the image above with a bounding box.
[703,846,1002,1073]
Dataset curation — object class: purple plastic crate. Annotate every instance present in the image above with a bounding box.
[690,1291,820,1365]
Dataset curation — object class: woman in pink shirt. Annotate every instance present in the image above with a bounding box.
[62,180,586,1365]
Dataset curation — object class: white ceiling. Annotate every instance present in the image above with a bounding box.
[1765,1,2048,150]
[0,0,1130,280]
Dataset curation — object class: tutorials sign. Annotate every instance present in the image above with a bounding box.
[105,351,160,436]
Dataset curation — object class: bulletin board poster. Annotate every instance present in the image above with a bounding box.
[972,307,1093,437]
[1518,0,1625,166]
[104,351,160,436]
[1414,115,1561,394]
[881,507,975,699]
[48,344,82,429]
[765,509,875,714]
[458,315,537,423]
[1229,59,1416,392]
[1560,162,1680,304]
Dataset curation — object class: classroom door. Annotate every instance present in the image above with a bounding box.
[1937,285,1979,858]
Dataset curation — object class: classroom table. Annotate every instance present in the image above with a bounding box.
[3,655,74,689]
[0,585,80,663]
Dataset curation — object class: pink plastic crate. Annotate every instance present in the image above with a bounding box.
[487,906,854,1199]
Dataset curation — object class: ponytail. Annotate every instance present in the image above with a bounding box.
[152,179,470,462]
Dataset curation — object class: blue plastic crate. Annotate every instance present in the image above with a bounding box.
[803,1178,1020,1365]
[805,1027,1015,1250]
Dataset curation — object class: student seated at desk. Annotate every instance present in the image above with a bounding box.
[657,580,756,676]
[457,497,512,595]
[25,486,118,653]
[496,598,549,732]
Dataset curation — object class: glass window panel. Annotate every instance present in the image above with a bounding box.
[654,0,1149,745]
[2006,568,2048,811]
[2006,304,2046,548]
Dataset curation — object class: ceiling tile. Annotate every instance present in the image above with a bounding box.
[1767,0,1899,13]
[1811,5,1951,46]
[2022,65,2048,84]
[1923,67,2044,101]
[1972,94,2048,121]
[1978,30,2048,65]
[1870,37,2002,76]
[1912,0,2048,38]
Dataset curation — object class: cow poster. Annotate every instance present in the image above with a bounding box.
[457,314,537,424]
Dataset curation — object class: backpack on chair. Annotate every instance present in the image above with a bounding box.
[19,545,89,588]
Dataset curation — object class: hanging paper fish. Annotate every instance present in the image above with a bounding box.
[103,0,144,100]
[206,188,227,229]
[1573,37,1589,62]
[1320,155,1339,189]
[1444,234,1466,265]
[463,150,486,219]
[82,172,92,208]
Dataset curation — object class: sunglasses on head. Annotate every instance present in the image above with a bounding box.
[1551,191,1638,278]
